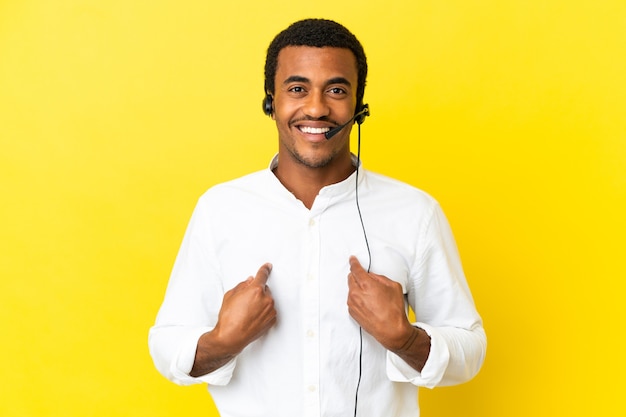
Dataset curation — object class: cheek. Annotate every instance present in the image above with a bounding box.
[273,106,299,135]
[272,105,286,124]
[274,116,294,144]
[273,95,301,120]
[273,113,289,132]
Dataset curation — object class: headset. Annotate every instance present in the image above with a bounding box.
[262,94,274,117]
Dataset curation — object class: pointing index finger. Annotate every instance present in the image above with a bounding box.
[254,263,273,287]
[349,256,365,275]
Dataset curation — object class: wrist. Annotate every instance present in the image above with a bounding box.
[388,326,432,373]
[210,323,246,356]
[394,326,420,353]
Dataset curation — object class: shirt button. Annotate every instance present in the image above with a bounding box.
[306,329,315,338]
[309,218,315,227]
[308,385,317,392]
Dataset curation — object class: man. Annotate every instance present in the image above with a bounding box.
[149,18,486,417]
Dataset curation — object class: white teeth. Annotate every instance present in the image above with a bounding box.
[299,126,330,134]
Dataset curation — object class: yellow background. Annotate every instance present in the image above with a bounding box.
[1,1,624,416]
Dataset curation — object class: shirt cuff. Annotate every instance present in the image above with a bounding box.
[169,327,237,386]
[386,322,449,388]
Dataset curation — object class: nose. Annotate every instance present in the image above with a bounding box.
[302,90,330,119]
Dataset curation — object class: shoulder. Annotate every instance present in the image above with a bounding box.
[362,169,439,209]
[198,169,273,203]
[185,169,277,228]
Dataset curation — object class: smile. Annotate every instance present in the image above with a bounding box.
[298,126,331,134]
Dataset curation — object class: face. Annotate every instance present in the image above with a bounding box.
[271,46,359,170]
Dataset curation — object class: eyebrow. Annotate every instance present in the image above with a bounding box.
[282,76,352,87]
[327,77,352,86]
[283,75,309,85]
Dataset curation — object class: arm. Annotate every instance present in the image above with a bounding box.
[149,262,276,384]
[347,253,486,386]
[347,256,431,372]
[149,191,280,385]
[190,263,276,377]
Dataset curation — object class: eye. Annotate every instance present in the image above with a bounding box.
[288,86,306,94]
[328,87,347,95]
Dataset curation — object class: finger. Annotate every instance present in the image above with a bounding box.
[347,271,358,289]
[253,262,273,287]
[349,256,368,278]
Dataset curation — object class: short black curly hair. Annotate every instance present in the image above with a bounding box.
[264,18,368,111]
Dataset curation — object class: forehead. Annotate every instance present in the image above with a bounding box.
[275,46,358,83]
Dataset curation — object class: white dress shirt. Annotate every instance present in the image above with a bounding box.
[149,156,486,417]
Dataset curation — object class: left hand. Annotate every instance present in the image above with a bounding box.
[347,256,414,350]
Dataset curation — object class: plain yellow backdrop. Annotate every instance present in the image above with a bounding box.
[1,1,624,416]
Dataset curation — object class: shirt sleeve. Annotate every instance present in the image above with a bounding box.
[386,323,486,388]
[148,195,237,386]
[386,201,487,388]
[148,325,237,386]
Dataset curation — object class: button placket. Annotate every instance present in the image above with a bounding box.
[301,213,321,417]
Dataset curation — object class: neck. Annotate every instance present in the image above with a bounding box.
[273,153,355,209]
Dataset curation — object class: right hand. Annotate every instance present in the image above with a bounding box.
[213,263,277,352]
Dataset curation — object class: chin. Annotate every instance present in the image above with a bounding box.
[291,149,336,169]
[297,155,334,169]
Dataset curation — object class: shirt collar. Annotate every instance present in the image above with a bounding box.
[267,153,366,202]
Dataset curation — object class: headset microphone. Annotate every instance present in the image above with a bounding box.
[324,104,370,140]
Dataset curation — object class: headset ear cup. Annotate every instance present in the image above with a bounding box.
[355,103,369,125]
[262,95,273,116]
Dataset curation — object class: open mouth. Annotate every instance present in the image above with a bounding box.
[298,126,331,134]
